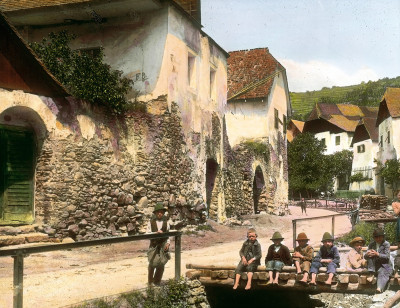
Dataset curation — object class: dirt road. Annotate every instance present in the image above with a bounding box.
[0,206,352,308]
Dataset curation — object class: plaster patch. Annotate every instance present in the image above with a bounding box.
[77,115,96,140]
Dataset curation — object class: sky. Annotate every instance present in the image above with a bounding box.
[201,0,400,92]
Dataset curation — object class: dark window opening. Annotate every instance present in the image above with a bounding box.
[335,135,340,146]
[274,109,279,129]
[253,166,265,214]
[205,159,218,216]
[357,144,365,153]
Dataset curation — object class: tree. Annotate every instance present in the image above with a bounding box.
[328,149,353,190]
[378,159,400,198]
[350,172,367,191]
[30,31,133,114]
[288,133,329,197]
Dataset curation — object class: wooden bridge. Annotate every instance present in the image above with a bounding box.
[186,264,400,295]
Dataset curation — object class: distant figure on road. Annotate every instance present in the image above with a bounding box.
[147,203,171,286]
[232,228,262,290]
[299,198,307,215]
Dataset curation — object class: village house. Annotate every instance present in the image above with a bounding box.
[0,1,291,243]
[225,48,291,215]
[376,87,400,196]
[303,103,378,191]
[349,118,379,193]
[286,119,304,143]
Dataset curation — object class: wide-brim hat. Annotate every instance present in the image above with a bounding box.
[271,231,284,240]
[153,203,166,213]
[321,232,334,242]
[373,229,385,237]
[349,236,365,247]
[296,232,309,241]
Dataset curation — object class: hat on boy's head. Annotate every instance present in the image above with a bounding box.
[271,231,284,240]
[373,229,384,237]
[349,236,365,247]
[321,232,334,242]
[296,232,309,241]
[153,203,166,213]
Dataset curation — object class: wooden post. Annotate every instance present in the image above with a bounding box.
[314,199,317,208]
[293,220,297,249]
[332,216,335,239]
[13,252,24,308]
[175,234,181,280]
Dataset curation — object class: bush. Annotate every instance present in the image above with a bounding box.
[337,221,397,245]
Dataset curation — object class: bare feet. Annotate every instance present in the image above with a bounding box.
[376,288,382,293]
[245,284,251,290]
[309,281,317,286]
[367,274,374,283]
[325,280,332,285]
[273,279,279,284]
[233,284,238,290]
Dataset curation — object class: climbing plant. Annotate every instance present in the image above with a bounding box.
[30,31,134,114]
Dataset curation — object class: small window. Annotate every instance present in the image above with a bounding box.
[274,109,279,129]
[357,144,365,153]
[321,138,326,147]
[387,131,391,144]
[335,136,340,146]
[210,67,216,99]
[188,51,196,88]
[283,115,287,134]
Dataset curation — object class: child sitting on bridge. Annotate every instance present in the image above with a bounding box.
[265,231,292,285]
[233,228,262,290]
[309,232,340,286]
[292,232,314,284]
[346,236,367,271]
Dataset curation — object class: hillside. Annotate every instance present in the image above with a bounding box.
[290,76,400,120]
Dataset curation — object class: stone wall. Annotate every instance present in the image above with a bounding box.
[34,98,210,240]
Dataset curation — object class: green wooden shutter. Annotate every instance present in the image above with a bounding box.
[0,126,34,224]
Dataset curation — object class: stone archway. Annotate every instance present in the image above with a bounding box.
[205,158,219,216]
[0,106,46,225]
[253,166,265,214]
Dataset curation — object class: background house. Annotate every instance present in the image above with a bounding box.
[303,103,378,191]
[376,87,400,196]
[224,48,291,215]
[287,119,304,143]
[349,118,379,193]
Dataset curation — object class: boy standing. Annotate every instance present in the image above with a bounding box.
[309,232,340,286]
[233,228,262,290]
[292,232,314,284]
[265,231,292,284]
[147,203,170,285]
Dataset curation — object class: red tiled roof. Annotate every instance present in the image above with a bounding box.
[306,103,378,132]
[227,48,285,101]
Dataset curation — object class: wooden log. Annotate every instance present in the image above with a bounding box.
[186,270,202,280]
[317,273,328,282]
[187,264,236,270]
[338,274,349,284]
[228,270,235,279]
[257,271,268,280]
[348,283,359,290]
[279,273,290,281]
[349,274,360,283]
[211,270,229,279]
[360,275,367,285]
[199,277,234,286]
[285,279,296,287]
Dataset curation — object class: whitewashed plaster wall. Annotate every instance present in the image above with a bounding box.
[349,139,378,191]
[225,73,288,147]
[315,131,353,155]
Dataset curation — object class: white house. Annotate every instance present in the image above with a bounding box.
[376,87,400,196]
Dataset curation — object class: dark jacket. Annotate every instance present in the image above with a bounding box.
[365,240,392,272]
[313,245,340,266]
[149,218,168,248]
[266,244,292,265]
[239,239,262,265]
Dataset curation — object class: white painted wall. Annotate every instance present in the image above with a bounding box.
[315,131,353,155]
[349,139,378,192]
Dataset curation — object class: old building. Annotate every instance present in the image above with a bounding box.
[0,1,291,242]
[287,119,304,143]
[224,48,291,215]
[303,103,378,190]
[376,87,400,196]
[349,118,379,193]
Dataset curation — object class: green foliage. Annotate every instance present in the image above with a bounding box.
[337,222,396,245]
[350,172,368,183]
[73,278,190,308]
[334,190,365,199]
[290,76,400,118]
[30,31,134,114]
[330,150,353,178]
[378,158,400,197]
[242,140,269,159]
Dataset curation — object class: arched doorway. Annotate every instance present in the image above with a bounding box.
[205,158,219,215]
[0,107,44,225]
[253,166,265,214]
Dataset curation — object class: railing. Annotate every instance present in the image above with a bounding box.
[292,213,353,248]
[0,231,182,308]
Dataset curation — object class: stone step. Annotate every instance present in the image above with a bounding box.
[0,225,38,236]
[0,232,51,247]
